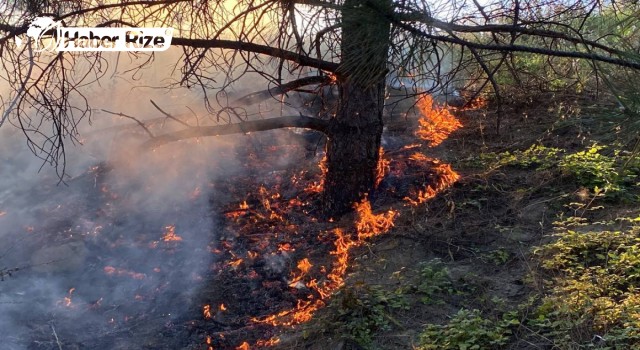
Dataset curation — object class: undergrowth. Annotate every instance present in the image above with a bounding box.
[526,215,640,349]
[467,143,640,201]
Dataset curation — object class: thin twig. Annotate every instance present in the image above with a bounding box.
[1,38,34,127]
[149,99,191,127]
[100,109,155,139]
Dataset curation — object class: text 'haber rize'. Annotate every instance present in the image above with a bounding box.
[60,30,166,49]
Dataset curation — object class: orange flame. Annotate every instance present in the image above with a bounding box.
[415,95,463,147]
[205,335,213,350]
[375,147,390,188]
[255,337,281,347]
[297,258,313,274]
[203,304,212,319]
[252,199,397,327]
[354,197,398,241]
[58,287,75,308]
[103,266,146,280]
[236,342,250,350]
[161,225,182,242]
[404,154,461,206]
[305,155,327,193]
[228,258,244,268]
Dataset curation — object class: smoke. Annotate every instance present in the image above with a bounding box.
[0,46,293,349]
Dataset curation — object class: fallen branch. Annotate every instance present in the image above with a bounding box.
[142,115,329,149]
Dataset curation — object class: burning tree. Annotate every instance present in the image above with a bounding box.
[1,0,640,215]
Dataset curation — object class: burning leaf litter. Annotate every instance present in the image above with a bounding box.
[199,102,464,348]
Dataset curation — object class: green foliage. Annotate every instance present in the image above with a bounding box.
[558,144,623,193]
[417,309,516,350]
[415,259,457,304]
[470,143,640,200]
[327,284,409,348]
[470,144,562,170]
[483,248,511,265]
[528,218,640,348]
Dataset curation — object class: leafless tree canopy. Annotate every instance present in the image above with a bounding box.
[1,0,639,173]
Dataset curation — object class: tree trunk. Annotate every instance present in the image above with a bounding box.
[322,0,391,216]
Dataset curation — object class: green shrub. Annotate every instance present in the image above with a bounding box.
[529,219,640,348]
[327,285,409,348]
[415,259,457,304]
[417,309,516,350]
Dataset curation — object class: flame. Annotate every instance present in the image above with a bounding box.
[255,337,280,347]
[297,258,313,274]
[206,335,213,350]
[404,154,461,206]
[354,197,398,241]
[228,258,244,268]
[203,304,212,319]
[103,266,146,280]
[375,147,390,188]
[161,225,182,242]
[219,303,227,311]
[236,342,250,350]
[58,287,76,308]
[239,201,249,210]
[304,155,327,193]
[252,198,397,327]
[415,95,463,147]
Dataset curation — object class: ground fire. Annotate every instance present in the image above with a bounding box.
[0,92,469,350]
[193,97,468,348]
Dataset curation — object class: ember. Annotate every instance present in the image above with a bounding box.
[203,304,212,319]
[161,224,183,242]
[103,266,146,280]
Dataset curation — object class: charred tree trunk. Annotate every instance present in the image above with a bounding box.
[322,0,391,216]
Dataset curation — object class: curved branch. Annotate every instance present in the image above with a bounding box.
[392,20,640,70]
[171,37,339,72]
[399,14,623,57]
[142,115,329,149]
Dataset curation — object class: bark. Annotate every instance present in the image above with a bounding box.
[322,0,391,216]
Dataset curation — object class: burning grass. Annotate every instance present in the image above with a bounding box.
[415,95,463,147]
[194,98,466,348]
[2,96,464,349]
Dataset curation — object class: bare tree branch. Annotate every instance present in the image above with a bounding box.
[171,37,339,72]
[232,75,332,105]
[101,109,155,139]
[150,99,191,127]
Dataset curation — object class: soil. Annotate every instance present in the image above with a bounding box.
[1,92,619,350]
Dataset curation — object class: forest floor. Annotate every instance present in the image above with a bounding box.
[266,92,640,350]
[4,90,639,350]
